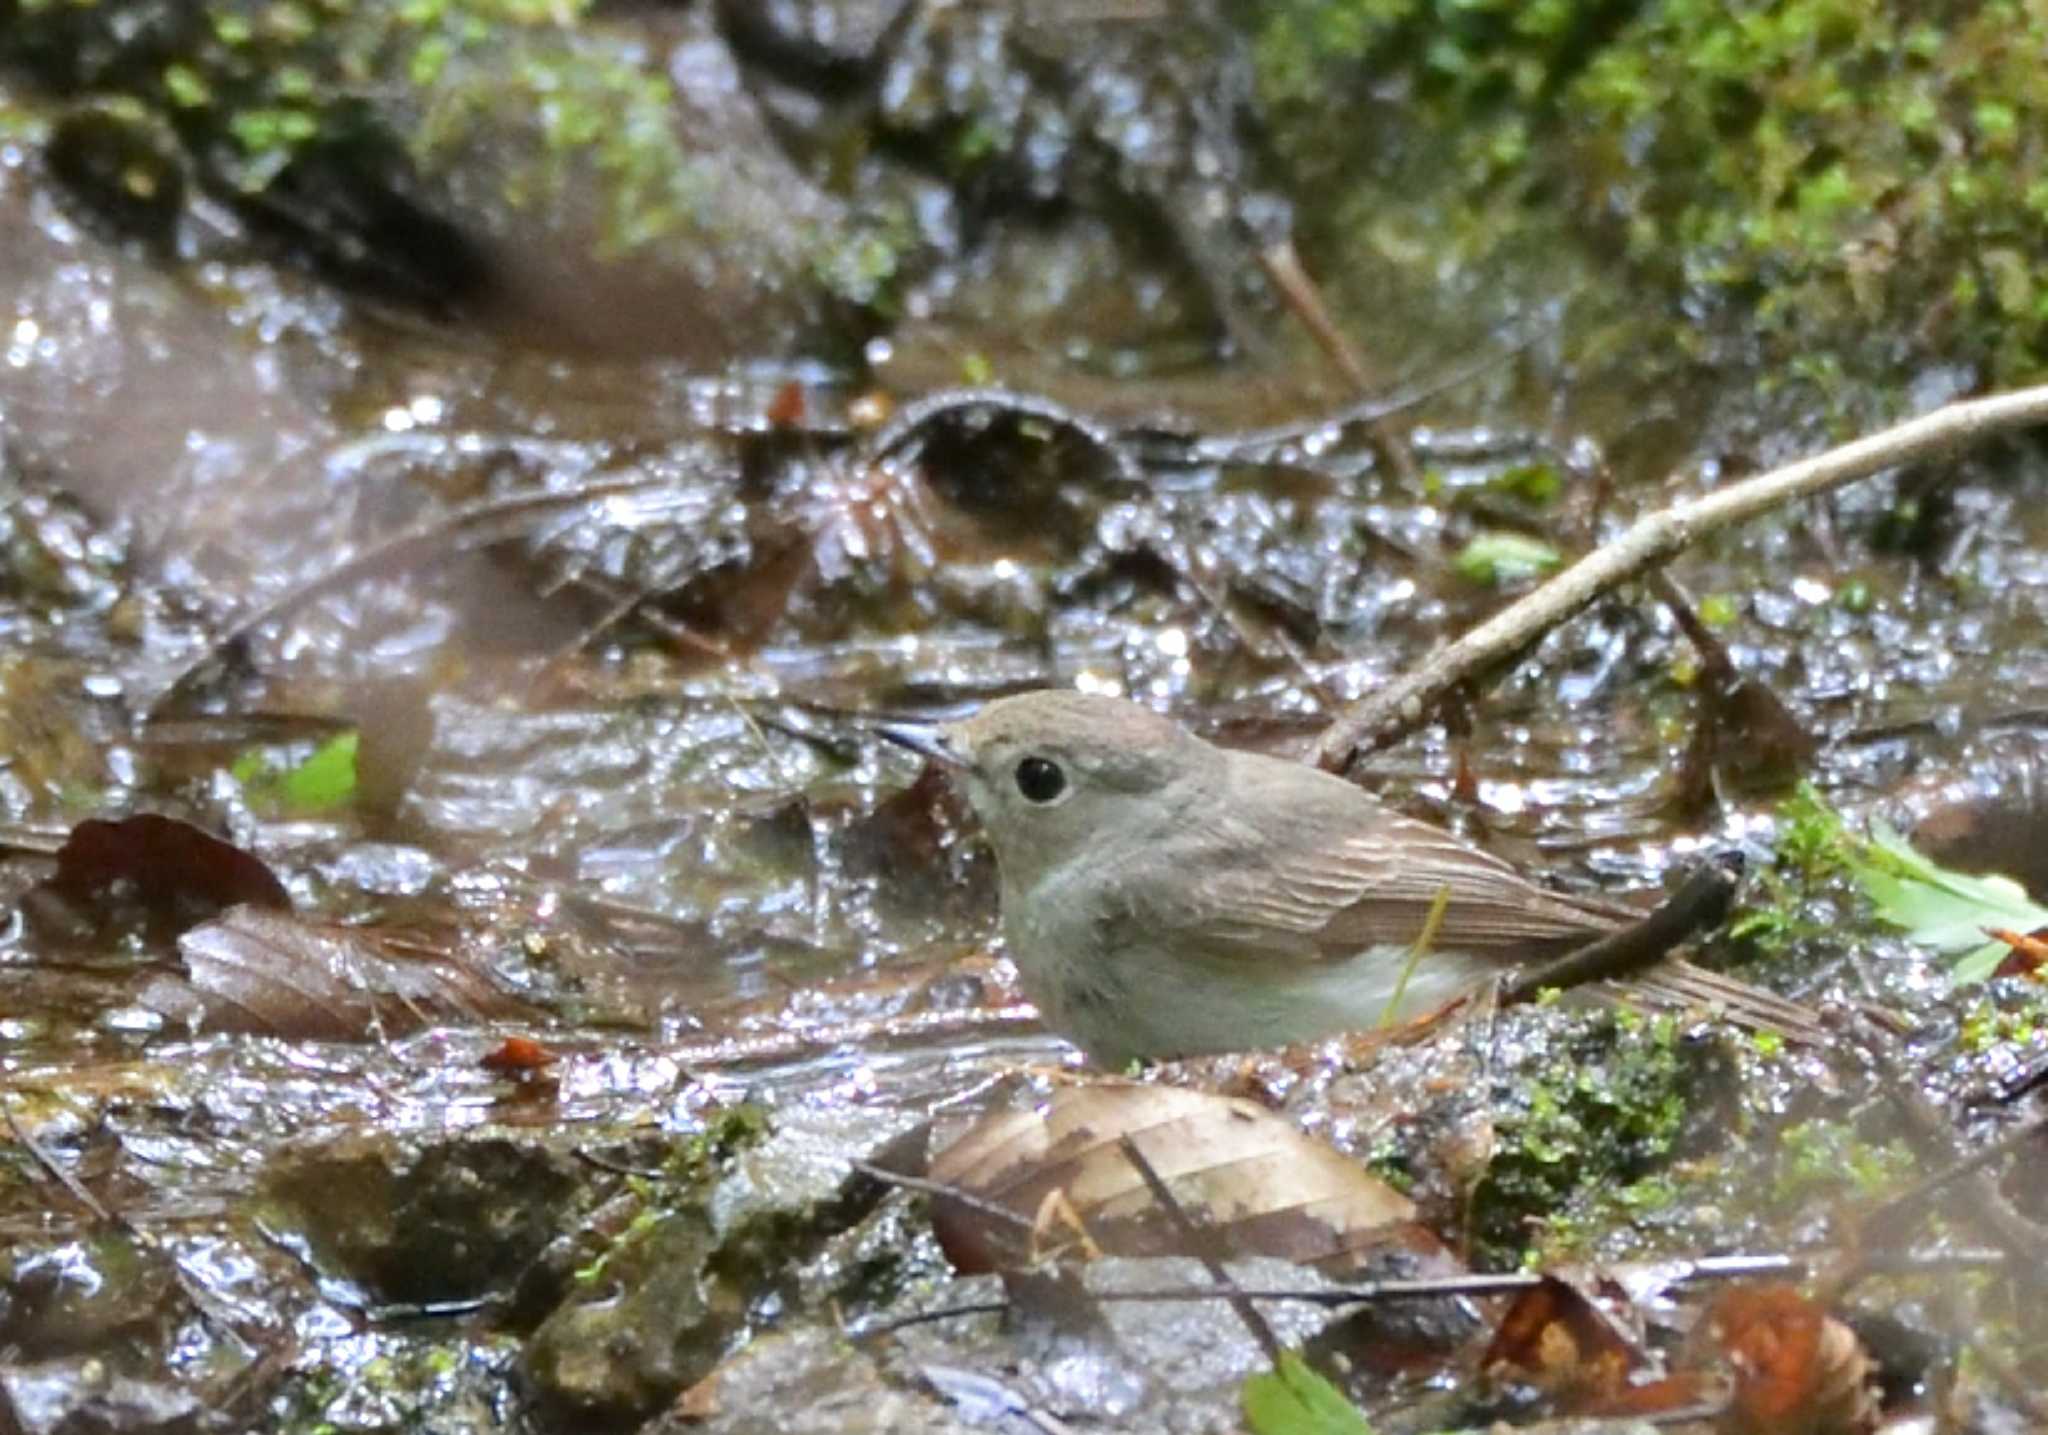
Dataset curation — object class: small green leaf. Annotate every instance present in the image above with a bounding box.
[279,731,359,814]
[229,748,271,787]
[1488,462,1561,505]
[1241,1352,1374,1435]
[1452,532,1560,585]
[1848,821,2048,982]
[1698,593,1739,628]
[162,63,212,109]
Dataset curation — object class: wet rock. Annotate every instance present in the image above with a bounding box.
[0,1234,178,1358]
[520,1205,727,1430]
[263,1131,583,1308]
[43,98,187,249]
[2,0,872,351]
[644,1325,965,1435]
[865,0,1289,348]
[519,1105,924,1430]
[0,1358,200,1435]
[653,1256,1351,1435]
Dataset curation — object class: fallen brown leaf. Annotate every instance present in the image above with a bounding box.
[927,1081,1432,1274]
[151,904,539,1040]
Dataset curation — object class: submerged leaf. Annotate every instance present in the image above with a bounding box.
[52,812,291,928]
[1705,1285,1877,1435]
[1452,531,1561,585]
[1849,821,2048,982]
[161,904,537,1040]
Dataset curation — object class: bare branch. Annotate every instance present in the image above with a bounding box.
[1314,385,2048,772]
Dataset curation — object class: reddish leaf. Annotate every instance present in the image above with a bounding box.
[1706,1286,1877,1435]
[764,380,807,428]
[480,1036,557,1073]
[1482,1273,1645,1405]
[52,813,290,926]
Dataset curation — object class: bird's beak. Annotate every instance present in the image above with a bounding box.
[876,720,968,769]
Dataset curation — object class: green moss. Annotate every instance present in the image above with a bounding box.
[1728,781,1854,952]
[1772,1118,1916,1208]
[1960,986,2048,1055]
[1251,0,2048,416]
[1470,1009,1722,1266]
[1,0,788,267]
[667,1102,772,1184]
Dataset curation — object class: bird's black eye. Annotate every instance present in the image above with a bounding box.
[1014,756,1067,804]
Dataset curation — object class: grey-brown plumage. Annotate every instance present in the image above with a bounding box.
[890,690,1809,1065]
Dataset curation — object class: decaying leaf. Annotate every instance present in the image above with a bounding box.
[148,904,538,1040]
[51,812,290,929]
[926,1082,1427,1274]
[1482,1272,1646,1405]
[1703,1286,1877,1435]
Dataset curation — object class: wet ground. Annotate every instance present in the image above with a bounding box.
[2,5,2047,1432]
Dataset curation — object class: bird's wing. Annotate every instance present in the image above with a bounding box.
[1122,801,1628,966]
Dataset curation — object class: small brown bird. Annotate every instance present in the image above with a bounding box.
[884,689,1806,1066]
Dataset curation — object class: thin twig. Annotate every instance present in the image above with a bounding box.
[1115,1133,1282,1364]
[1314,384,2048,771]
[858,1246,2008,1336]
[849,1160,1041,1234]
[1255,237,1419,486]
[1863,1114,2048,1241]
[1853,1016,2048,1304]
[4,1096,116,1223]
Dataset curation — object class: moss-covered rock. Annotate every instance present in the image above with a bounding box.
[1247,0,2048,428]
[0,0,882,352]
[1470,1007,1739,1266]
[518,1103,927,1429]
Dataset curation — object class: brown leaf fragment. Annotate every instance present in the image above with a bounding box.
[50,813,290,929]
[163,904,538,1040]
[764,380,807,428]
[671,1368,720,1423]
[480,1035,557,1074]
[1706,1285,1878,1435]
[926,1082,1428,1275]
[1482,1272,1646,1406]
[1986,926,2048,978]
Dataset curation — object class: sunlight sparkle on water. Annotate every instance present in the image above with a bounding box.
[1480,781,1526,815]
[1074,670,1122,696]
[6,317,36,367]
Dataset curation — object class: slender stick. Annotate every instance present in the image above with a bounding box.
[1313,385,2048,772]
